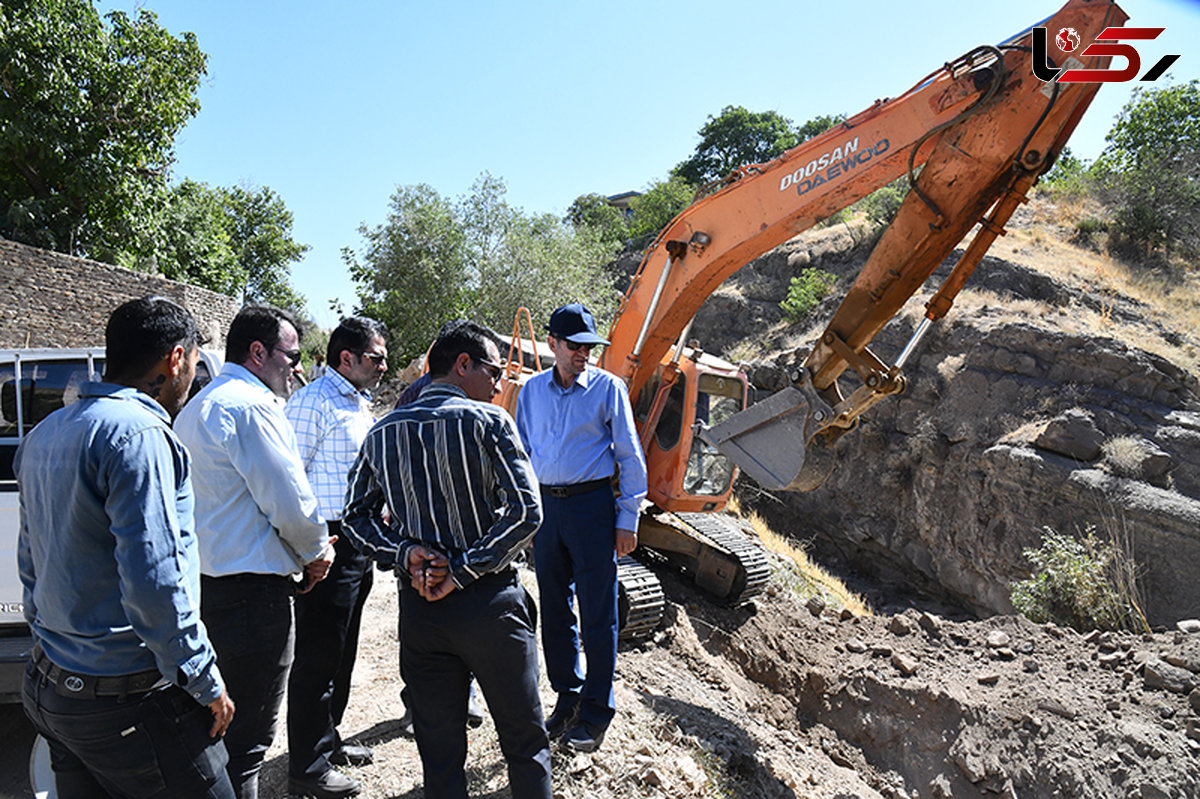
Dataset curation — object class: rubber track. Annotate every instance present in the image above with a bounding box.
[674,512,771,605]
[617,556,664,640]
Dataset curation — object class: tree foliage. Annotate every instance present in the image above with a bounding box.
[347,174,618,367]
[565,193,629,250]
[0,1,308,308]
[673,108,846,187]
[673,106,801,186]
[626,177,694,246]
[0,0,206,258]
[124,181,309,310]
[1095,80,1200,259]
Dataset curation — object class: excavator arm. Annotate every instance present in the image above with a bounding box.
[601,0,1127,493]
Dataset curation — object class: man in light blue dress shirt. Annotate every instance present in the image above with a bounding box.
[175,305,335,799]
[514,303,647,754]
[18,296,236,797]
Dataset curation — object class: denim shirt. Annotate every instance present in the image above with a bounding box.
[15,383,224,705]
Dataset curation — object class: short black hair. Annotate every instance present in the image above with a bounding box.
[427,321,494,378]
[104,296,202,381]
[327,316,387,367]
[225,304,303,365]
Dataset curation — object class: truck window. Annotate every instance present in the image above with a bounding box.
[1,359,102,439]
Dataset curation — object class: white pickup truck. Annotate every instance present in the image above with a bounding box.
[0,347,221,704]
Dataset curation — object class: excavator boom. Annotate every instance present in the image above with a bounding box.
[603,0,1127,494]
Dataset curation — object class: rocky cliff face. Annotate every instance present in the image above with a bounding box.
[691,214,1200,626]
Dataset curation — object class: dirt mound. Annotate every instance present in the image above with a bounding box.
[281,552,1200,799]
[619,556,1200,798]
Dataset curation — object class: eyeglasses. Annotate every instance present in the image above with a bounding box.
[359,352,387,366]
[273,346,303,367]
[473,357,503,382]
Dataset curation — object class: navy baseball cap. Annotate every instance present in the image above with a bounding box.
[546,303,610,346]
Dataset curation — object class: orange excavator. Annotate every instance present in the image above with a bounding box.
[498,0,1127,636]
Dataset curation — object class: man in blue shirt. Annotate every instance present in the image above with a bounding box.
[285,316,388,798]
[343,321,552,799]
[176,305,335,799]
[514,303,648,753]
[17,296,236,798]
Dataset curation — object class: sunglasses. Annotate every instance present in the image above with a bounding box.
[558,339,594,352]
[473,358,503,381]
[359,352,387,366]
[273,346,303,367]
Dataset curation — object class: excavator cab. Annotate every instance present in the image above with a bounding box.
[634,349,747,513]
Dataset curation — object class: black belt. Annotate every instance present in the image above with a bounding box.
[540,477,612,499]
[32,644,165,699]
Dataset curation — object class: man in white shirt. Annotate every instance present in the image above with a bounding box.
[175,304,335,799]
[285,317,388,799]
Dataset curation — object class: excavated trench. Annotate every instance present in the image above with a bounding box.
[642,559,1200,799]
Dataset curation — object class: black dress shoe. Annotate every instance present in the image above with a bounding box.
[288,769,362,798]
[544,696,580,739]
[330,742,374,766]
[563,721,607,753]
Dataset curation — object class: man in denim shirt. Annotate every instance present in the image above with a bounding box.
[18,296,236,798]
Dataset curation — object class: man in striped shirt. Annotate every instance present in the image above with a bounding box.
[342,322,552,799]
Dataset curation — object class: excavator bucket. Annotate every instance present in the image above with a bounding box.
[700,381,840,492]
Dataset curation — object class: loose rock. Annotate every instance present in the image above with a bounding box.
[986,631,1011,649]
[1143,658,1196,694]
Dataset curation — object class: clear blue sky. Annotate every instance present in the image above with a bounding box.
[98,0,1200,328]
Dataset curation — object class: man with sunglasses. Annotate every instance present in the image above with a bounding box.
[284,316,389,798]
[176,304,335,799]
[343,321,552,799]
[514,303,647,754]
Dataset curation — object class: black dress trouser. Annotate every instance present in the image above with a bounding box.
[401,570,552,799]
[288,525,374,779]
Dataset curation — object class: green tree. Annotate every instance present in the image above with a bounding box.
[565,193,629,250]
[795,114,844,143]
[1095,80,1200,259]
[223,184,309,309]
[151,179,239,295]
[121,181,309,310]
[674,106,801,186]
[0,0,206,259]
[346,175,618,367]
[626,176,694,246]
[344,183,468,367]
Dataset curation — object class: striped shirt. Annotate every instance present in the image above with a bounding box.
[285,368,374,520]
[341,383,542,589]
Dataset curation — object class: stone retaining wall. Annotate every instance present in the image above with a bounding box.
[0,238,239,349]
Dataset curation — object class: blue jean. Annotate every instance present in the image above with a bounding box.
[401,571,552,799]
[534,485,618,729]
[201,573,295,799]
[22,660,234,798]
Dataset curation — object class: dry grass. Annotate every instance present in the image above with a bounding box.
[726,496,871,617]
[1101,435,1150,479]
